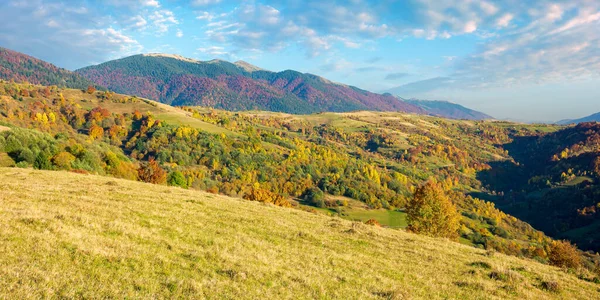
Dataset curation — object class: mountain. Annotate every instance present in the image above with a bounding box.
[404,99,493,120]
[557,112,600,125]
[0,47,101,89]
[76,53,425,114]
[1,167,598,299]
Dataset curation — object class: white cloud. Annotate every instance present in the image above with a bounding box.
[192,0,221,6]
[463,21,477,33]
[141,0,159,7]
[197,46,227,56]
[496,13,513,28]
[176,29,183,38]
[149,9,178,33]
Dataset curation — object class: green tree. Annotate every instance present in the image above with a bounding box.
[406,180,460,240]
[33,152,52,170]
[304,186,325,208]
[167,171,188,188]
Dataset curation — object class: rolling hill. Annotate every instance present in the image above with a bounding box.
[75,53,425,114]
[0,47,101,89]
[404,99,493,120]
[0,167,597,299]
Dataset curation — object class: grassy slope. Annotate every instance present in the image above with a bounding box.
[0,168,597,299]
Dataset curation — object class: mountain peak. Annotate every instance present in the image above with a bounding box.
[234,60,264,72]
[142,53,201,63]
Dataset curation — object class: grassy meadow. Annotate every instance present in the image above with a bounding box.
[0,168,598,299]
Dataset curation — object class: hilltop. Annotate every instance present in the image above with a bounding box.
[0,47,101,90]
[75,53,425,114]
[0,167,597,299]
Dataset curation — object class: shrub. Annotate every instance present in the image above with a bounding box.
[406,180,460,240]
[365,219,381,227]
[244,188,291,208]
[304,186,325,208]
[540,281,560,293]
[33,152,52,170]
[548,240,581,269]
[167,171,188,188]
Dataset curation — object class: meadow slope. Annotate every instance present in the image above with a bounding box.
[0,168,597,299]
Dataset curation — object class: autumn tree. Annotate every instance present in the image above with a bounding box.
[138,158,167,184]
[86,85,96,94]
[406,180,460,240]
[52,151,76,170]
[88,124,104,140]
[244,188,291,207]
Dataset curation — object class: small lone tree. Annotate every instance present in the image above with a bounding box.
[406,180,460,240]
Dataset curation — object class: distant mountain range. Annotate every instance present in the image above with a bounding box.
[557,112,600,125]
[0,47,493,118]
[75,53,425,114]
[0,47,101,90]
[403,99,492,120]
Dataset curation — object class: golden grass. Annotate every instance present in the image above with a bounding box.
[0,125,10,132]
[0,169,597,299]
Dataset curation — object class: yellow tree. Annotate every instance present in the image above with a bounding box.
[406,180,460,240]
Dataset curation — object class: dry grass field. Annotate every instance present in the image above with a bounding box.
[0,168,598,299]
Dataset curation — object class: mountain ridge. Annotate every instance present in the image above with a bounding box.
[76,53,425,114]
[0,47,102,89]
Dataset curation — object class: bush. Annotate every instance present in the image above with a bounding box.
[304,187,325,208]
[33,152,52,170]
[244,188,291,207]
[167,171,188,188]
[548,240,581,269]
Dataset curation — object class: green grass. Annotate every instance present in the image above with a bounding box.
[0,168,598,299]
[344,209,408,229]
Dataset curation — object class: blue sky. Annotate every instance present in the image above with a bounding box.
[1,0,599,122]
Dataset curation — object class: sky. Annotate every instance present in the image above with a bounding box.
[0,0,599,122]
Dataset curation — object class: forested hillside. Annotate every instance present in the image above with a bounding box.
[4,80,600,276]
[75,54,425,114]
[476,122,600,251]
[0,47,101,90]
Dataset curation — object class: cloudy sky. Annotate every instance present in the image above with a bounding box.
[1,0,599,121]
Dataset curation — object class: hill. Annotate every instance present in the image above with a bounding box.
[1,167,598,299]
[404,99,493,120]
[557,112,600,125]
[0,47,101,89]
[475,122,600,251]
[75,53,424,114]
[0,82,567,258]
